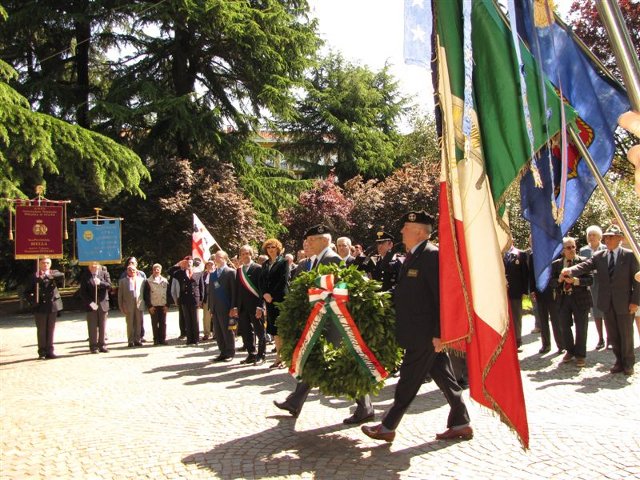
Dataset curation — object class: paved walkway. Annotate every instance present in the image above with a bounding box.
[1,309,639,480]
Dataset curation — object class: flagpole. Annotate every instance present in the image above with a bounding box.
[595,0,640,110]
[594,0,640,281]
[568,126,640,281]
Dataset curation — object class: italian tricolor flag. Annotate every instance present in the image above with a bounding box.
[434,0,575,449]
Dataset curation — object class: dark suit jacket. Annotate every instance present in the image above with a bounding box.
[259,256,289,302]
[552,256,593,311]
[26,270,64,313]
[371,251,401,292]
[504,247,529,299]
[290,257,312,280]
[568,248,640,314]
[393,240,439,349]
[173,269,205,306]
[208,266,236,312]
[317,248,342,267]
[232,262,263,313]
[79,269,111,312]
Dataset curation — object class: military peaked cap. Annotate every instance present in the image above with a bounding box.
[375,230,394,242]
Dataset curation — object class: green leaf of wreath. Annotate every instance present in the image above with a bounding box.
[277,263,402,400]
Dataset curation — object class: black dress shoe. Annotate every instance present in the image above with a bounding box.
[134,342,143,347]
[212,355,226,362]
[595,340,605,350]
[38,355,46,360]
[610,364,624,374]
[254,356,266,365]
[538,346,550,354]
[99,347,109,353]
[273,400,299,417]
[45,354,57,359]
[343,411,374,425]
[240,355,257,364]
[222,356,233,362]
[90,349,98,354]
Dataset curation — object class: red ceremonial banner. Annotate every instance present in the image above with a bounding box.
[14,204,64,259]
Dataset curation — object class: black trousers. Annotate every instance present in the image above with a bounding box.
[181,303,199,344]
[150,307,167,344]
[559,296,589,359]
[35,312,56,357]
[537,295,563,351]
[382,345,469,431]
[239,309,266,357]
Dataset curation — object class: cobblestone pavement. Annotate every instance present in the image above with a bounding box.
[1,309,639,480]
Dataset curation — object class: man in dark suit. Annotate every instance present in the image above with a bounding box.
[370,230,401,292]
[274,225,374,425]
[554,237,593,368]
[209,250,237,362]
[336,236,355,265]
[231,245,265,365]
[362,211,471,443]
[290,239,314,281]
[561,224,639,375]
[79,261,112,353]
[532,253,564,355]
[503,243,530,349]
[173,256,205,346]
[25,256,64,360]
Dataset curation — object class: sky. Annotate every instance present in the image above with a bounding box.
[307,0,574,117]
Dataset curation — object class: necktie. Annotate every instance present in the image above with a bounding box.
[311,258,318,270]
[608,252,615,277]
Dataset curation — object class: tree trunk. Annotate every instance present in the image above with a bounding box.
[74,0,90,128]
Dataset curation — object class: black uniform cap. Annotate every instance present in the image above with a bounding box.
[304,224,331,239]
[375,230,394,242]
[400,210,435,226]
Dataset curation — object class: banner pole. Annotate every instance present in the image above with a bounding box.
[596,0,640,111]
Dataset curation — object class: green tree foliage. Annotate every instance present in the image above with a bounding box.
[0,59,148,201]
[396,110,440,166]
[232,141,313,238]
[0,0,130,127]
[98,0,320,161]
[276,53,408,182]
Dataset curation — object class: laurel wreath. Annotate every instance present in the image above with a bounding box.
[277,263,402,400]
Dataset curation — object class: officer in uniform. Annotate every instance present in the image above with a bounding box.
[370,230,402,292]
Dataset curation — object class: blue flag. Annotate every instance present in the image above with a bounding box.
[403,0,432,67]
[517,0,630,290]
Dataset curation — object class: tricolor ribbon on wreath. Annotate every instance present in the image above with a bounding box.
[289,274,388,383]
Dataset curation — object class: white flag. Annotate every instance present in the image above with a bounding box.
[192,214,217,263]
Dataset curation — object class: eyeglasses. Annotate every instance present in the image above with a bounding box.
[266,245,277,249]
[564,245,576,250]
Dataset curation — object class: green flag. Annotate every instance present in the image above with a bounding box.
[435,0,576,208]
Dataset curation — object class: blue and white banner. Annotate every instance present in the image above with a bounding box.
[76,219,122,265]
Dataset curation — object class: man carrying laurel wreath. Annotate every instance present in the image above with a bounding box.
[362,211,472,443]
[273,224,375,424]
